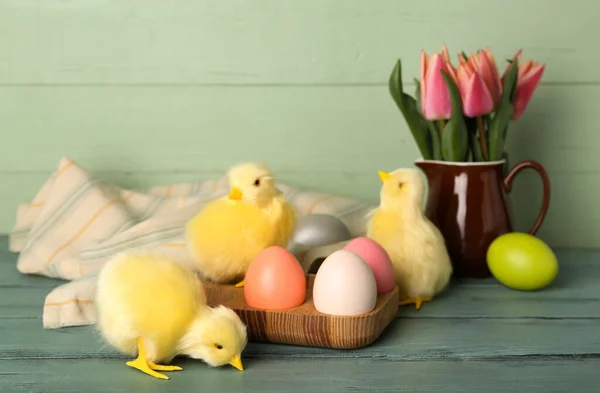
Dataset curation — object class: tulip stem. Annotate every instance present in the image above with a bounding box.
[438,120,446,134]
[427,121,442,160]
[477,116,489,160]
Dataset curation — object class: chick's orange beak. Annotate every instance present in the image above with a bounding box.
[378,171,391,183]
[228,187,243,201]
[229,354,244,371]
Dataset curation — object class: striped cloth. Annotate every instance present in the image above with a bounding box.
[9,157,375,329]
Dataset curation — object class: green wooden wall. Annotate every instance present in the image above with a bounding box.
[0,1,597,248]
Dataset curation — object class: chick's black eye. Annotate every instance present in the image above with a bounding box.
[398,182,403,188]
[215,344,223,350]
[253,179,260,186]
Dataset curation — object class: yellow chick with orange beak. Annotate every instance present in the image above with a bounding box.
[185,162,296,287]
[367,168,453,310]
[95,252,248,380]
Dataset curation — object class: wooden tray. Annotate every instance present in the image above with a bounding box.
[204,274,399,349]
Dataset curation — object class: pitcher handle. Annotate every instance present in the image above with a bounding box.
[503,160,551,235]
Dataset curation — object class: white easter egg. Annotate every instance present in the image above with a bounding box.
[312,250,378,316]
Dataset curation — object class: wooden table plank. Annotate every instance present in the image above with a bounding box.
[1,317,598,361]
[1,357,598,393]
[2,237,600,391]
[0,254,63,291]
[3,237,600,363]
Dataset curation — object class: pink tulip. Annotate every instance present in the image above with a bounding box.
[503,50,545,120]
[420,45,456,120]
[466,48,502,105]
[456,56,495,117]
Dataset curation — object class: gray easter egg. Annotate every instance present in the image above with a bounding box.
[288,214,351,252]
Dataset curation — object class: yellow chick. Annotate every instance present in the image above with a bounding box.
[367,168,452,310]
[185,162,296,287]
[95,252,248,380]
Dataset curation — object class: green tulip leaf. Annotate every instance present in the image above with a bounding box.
[427,121,442,160]
[501,58,519,103]
[441,118,468,161]
[463,116,484,162]
[469,131,485,162]
[414,77,442,160]
[389,60,433,160]
[488,107,513,161]
[488,60,518,160]
[413,78,422,114]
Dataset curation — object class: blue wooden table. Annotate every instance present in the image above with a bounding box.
[1,236,598,392]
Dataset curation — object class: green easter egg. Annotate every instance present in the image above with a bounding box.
[487,233,558,291]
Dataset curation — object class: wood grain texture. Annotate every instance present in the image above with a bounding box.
[1,358,599,393]
[2,237,600,391]
[5,316,600,361]
[203,275,399,349]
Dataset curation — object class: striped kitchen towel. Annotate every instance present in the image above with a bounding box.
[10,157,375,329]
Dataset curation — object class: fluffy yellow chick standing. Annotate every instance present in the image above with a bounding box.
[95,252,248,380]
[367,168,452,310]
[185,162,296,287]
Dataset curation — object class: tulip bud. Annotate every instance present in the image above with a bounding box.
[456,57,495,117]
[502,50,545,120]
[420,51,454,120]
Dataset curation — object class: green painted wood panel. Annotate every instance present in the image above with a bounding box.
[0,0,594,84]
[0,0,598,248]
[0,86,593,174]
[0,86,597,247]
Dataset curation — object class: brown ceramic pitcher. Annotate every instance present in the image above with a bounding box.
[414,159,551,278]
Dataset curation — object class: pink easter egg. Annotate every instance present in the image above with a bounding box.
[343,237,395,294]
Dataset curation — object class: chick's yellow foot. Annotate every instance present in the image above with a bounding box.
[126,358,169,380]
[234,279,245,288]
[148,361,183,372]
[126,338,172,380]
[399,297,431,310]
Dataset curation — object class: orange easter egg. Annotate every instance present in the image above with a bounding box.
[243,246,306,310]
